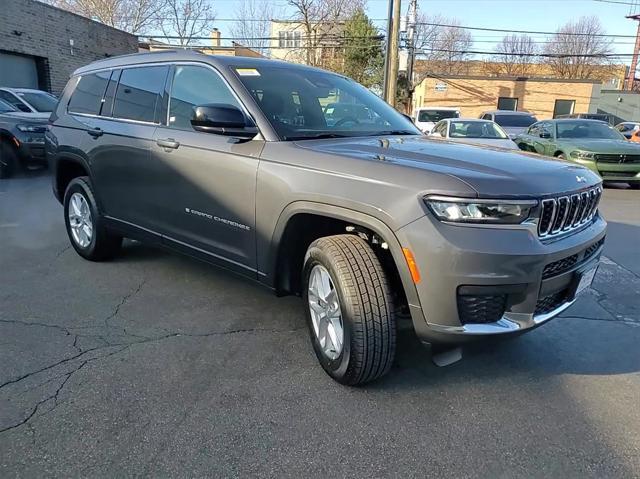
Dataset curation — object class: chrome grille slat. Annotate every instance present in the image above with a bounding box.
[538,186,601,238]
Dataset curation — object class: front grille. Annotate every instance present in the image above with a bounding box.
[457,294,507,325]
[538,186,601,238]
[542,254,578,279]
[599,171,638,178]
[595,154,640,164]
[584,237,605,261]
[535,289,569,315]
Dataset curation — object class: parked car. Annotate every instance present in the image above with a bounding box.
[479,110,538,138]
[630,130,640,143]
[47,52,606,385]
[556,113,612,124]
[514,119,640,189]
[0,87,58,114]
[428,118,519,149]
[413,106,460,133]
[615,121,640,139]
[0,98,48,178]
[323,102,380,127]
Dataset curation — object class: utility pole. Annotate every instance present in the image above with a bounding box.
[382,0,395,103]
[385,0,402,107]
[627,14,640,90]
[405,0,418,112]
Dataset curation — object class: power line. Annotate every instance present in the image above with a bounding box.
[415,22,637,38]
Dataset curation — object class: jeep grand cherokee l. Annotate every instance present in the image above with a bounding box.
[47,52,606,385]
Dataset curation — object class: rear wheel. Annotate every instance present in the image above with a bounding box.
[64,176,122,261]
[0,141,19,179]
[302,235,396,385]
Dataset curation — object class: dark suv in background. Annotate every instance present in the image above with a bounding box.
[47,51,606,385]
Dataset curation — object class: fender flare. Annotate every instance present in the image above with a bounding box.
[51,152,93,203]
[267,201,422,311]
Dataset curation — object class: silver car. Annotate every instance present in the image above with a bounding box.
[47,52,606,385]
[429,118,519,149]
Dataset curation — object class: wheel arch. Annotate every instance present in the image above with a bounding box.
[267,201,420,311]
[53,153,91,204]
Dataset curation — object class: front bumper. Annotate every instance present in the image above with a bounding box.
[16,136,46,163]
[397,213,607,344]
[578,159,640,183]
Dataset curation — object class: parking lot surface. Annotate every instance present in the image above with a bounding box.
[1,172,639,477]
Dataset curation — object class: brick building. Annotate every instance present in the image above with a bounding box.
[0,0,138,94]
[412,75,602,120]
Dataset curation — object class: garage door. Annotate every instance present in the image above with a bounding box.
[0,52,38,89]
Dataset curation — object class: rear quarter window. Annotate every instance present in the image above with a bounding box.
[68,71,111,115]
[113,66,168,123]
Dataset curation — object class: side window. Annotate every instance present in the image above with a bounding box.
[481,114,491,121]
[435,121,447,136]
[113,66,168,123]
[528,123,539,136]
[168,65,242,130]
[68,71,110,115]
[0,91,30,112]
[539,122,552,137]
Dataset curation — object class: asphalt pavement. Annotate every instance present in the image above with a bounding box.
[1,172,639,477]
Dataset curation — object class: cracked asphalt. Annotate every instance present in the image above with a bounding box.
[1,172,639,478]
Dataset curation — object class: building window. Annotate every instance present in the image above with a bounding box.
[553,99,575,118]
[497,97,518,111]
[278,31,301,48]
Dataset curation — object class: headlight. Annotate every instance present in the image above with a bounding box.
[16,124,45,133]
[570,151,595,159]
[425,196,537,224]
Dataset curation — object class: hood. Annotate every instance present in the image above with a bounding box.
[0,111,50,122]
[294,135,601,198]
[560,138,640,154]
[451,137,520,150]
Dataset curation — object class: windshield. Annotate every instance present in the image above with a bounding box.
[233,66,420,140]
[17,91,58,112]
[418,109,459,123]
[0,98,17,113]
[494,114,537,127]
[556,121,625,140]
[449,121,508,139]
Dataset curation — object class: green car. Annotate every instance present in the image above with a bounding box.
[514,119,640,189]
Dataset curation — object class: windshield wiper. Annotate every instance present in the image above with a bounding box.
[366,130,419,136]
[286,133,351,141]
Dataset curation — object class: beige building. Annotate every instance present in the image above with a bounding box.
[412,75,602,120]
[269,20,344,69]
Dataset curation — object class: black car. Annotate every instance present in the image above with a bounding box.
[0,99,49,178]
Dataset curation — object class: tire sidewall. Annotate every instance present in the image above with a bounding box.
[302,246,355,382]
[63,178,99,259]
[0,142,17,179]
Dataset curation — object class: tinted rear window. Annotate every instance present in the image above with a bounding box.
[68,71,110,115]
[113,66,168,123]
[494,114,537,127]
[418,109,459,122]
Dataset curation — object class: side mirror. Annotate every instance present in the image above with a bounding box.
[540,131,551,139]
[191,104,258,138]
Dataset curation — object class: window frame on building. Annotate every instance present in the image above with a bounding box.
[497,97,518,111]
[553,99,576,119]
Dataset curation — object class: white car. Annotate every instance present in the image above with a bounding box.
[429,118,520,150]
[413,106,460,133]
[0,88,58,114]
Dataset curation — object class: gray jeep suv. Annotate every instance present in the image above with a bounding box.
[47,51,606,385]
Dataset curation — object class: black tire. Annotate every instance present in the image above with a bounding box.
[302,235,396,385]
[629,182,640,190]
[63,176,122,261]
[0,140,19,179]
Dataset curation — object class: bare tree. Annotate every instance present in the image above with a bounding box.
[230,0,279,55]
[45,0,166,34]
[414,15,473,75]
[543,16,614,79]
[491,34,538,76]
[161,0,216,46]
[286,0,364,67]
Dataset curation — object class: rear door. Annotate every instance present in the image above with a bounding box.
[533,121,554,155]
[83,65,169,233]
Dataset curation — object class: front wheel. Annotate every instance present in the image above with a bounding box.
[302,235,396,385]
[0,141,19,179]
[63,176,122,261]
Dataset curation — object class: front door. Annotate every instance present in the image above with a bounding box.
[149,64,262,275]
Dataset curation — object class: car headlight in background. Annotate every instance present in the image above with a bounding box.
[425,196,537,224]
[569,151,595,160]
[16,124,46,133]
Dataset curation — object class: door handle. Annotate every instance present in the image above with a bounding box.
[87,127,103,138]
[156,138,180,149]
